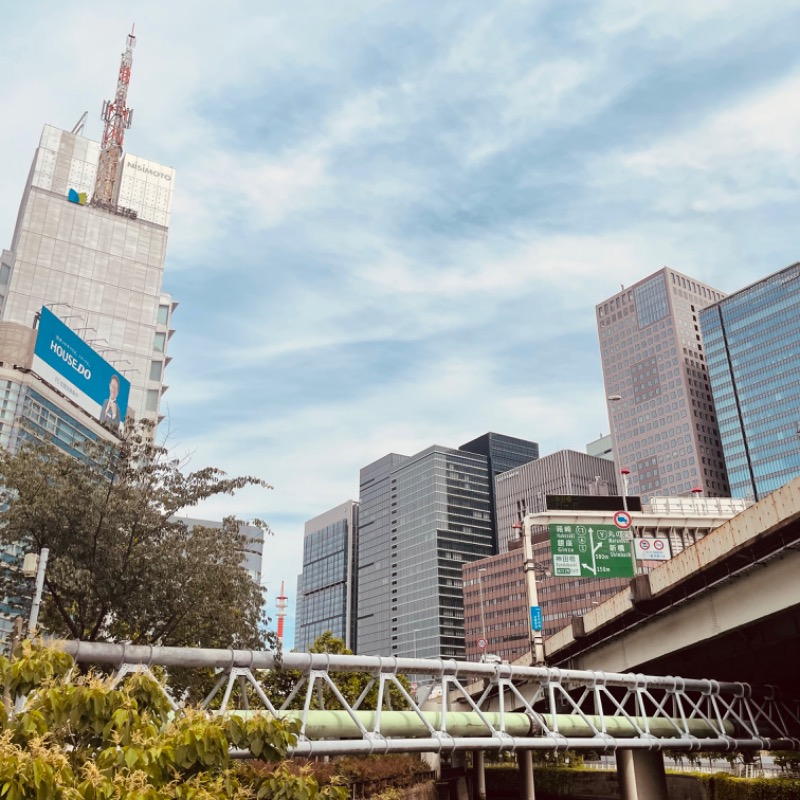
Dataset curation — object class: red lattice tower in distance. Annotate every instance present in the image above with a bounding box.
[276,580,288,645]
[94,26,136,204]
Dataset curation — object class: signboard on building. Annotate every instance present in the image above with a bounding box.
[32,307,131,433]
[546,495,643,513]
[634,537,671,561]
[548,523,635,579]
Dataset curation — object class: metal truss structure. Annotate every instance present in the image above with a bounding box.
[64,642,800,757]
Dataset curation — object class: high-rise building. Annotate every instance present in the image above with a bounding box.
[356,444,495,660]
[586,433,613,461]
[700,262,800,501]
[0,31,175,429]
[0,30,176,648]
[597,268,730,502]
[459,432,538,551]
[494,450,619,552]
[174,517,265,585]
[295,500,359,651]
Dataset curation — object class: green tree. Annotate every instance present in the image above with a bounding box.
[0,642,346,800]
[0,427,270,649]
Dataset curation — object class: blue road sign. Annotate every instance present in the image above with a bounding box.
[530,605,543,632]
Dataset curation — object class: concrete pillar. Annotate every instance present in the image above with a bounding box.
[616,750,668,800]
[517,751,535,800]
[473,751,486,800]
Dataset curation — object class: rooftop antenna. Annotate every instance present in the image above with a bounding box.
[276,580,288,645]
[71,111,88,136]
[94,25,136,204]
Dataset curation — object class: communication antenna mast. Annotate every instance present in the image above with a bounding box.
[94,26,136,204]
[276,580,288,645]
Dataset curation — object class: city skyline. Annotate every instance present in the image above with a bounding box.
[2,1,800,646]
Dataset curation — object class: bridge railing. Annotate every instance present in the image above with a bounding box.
[62,642,800,756]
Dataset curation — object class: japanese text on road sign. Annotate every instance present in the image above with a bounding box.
[548,524,635,578]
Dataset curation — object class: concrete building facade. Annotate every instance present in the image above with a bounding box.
[586,433,613,461]
[700,262,800,501]
[1,124,176,428]
[597,268,730,502]
[494,450,619,552]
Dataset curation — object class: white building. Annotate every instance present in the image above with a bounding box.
[0,124,176,428]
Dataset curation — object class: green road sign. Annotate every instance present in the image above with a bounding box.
[548,523,635,579]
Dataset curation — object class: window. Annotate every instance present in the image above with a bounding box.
[149,361,163,381]
[145,390,159,412]
[157,304,170,325]
[153,332,166,352]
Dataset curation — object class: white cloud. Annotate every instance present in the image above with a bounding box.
[604,69,800,215]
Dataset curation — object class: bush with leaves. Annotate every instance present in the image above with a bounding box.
[0,642,347,800]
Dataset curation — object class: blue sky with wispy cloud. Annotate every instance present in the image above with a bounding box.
[2,0,800,647]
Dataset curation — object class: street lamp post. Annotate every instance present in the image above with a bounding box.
[607,394,629,511]
[513,519,545,666]
[23,548,49,637]
[477,568,488,653]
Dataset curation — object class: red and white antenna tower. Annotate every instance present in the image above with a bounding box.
[276,580,288,645]
[94,26,136,204]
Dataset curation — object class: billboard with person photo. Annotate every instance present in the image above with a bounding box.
[32,306,131,434]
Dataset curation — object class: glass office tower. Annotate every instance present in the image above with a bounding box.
[295,500,359,651]
[700,262,800,500]
[459,432,539,551]
[357,446,493,660]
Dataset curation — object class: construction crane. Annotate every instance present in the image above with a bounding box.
[94,26,136,204]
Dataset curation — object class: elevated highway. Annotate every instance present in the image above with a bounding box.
[544,477,800,693]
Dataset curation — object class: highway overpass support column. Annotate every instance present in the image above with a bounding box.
[518,751,535,800]
[616,750,668,800]
[473,751,486,800]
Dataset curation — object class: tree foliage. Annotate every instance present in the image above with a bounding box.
[0,642,347,800]
[0,427,270,649]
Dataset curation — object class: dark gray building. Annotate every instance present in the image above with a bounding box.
[356,445,496,660]
[700,262,800,501]
[459,432,539,551]
[295,500,359,651]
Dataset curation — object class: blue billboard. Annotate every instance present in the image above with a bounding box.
[32,307,131,433]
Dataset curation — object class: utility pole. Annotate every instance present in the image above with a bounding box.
[514,519,545,665]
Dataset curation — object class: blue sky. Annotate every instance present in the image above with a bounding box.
[2,0,800,648]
